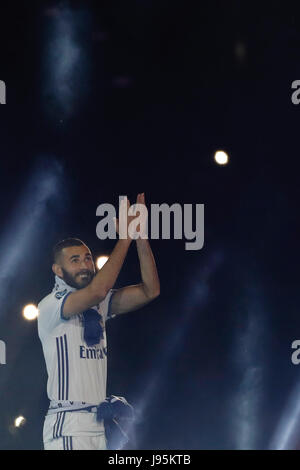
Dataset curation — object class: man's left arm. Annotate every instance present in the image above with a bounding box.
[109,238,160,316]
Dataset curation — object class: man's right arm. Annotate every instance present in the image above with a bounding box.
[62,238,132,318]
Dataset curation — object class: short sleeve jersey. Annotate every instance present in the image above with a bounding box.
[37,275,115,405]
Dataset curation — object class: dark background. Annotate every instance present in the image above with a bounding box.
[0,0,299,450]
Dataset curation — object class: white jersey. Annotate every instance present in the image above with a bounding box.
[38,275,115,405]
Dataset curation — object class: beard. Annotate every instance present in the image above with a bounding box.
[60,267,95,290]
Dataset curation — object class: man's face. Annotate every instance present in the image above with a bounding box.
[56,245,96,289]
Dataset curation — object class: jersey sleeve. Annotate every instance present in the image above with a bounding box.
[38,290,71,337]
[99,288,117,322]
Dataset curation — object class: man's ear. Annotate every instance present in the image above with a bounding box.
[52,263,63,277]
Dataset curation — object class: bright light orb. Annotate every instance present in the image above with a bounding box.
[97,256,109,270]
[14,416,26,428]
[214,150,229,165]
[22,304,39,321]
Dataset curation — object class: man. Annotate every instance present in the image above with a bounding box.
[37,193,160,450]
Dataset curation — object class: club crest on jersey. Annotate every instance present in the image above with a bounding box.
[55,289,67,299]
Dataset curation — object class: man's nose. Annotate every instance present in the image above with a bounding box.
[80,259,89,269]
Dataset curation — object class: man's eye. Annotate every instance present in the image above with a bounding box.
[72,259,79,263]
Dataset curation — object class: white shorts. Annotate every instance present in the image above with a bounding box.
[44,434,107,450]
[43,410,107,450]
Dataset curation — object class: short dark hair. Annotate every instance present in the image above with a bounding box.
[53,238,87,263]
